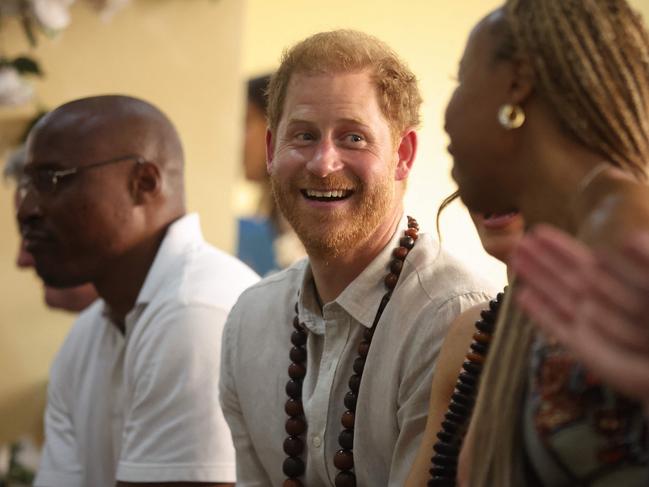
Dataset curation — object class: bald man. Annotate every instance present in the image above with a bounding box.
[17,95,259,487]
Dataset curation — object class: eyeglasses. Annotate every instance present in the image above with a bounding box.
[19,154,145,196]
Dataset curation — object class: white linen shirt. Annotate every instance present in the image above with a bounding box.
[220,218,494,486]
[35,213,259,487]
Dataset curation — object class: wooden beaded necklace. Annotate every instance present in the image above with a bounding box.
[427,289,506,487]
[282,216,420,487]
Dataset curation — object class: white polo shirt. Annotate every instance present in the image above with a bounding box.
[35,213,259,487]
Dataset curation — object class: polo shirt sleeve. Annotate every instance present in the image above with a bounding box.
[116,303,235,483]
[388,291,490,486]
[34,354,83,487]
[219,300,271,487]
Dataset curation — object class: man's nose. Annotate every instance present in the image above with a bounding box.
[306,138,344,178]
[16,184,43,223]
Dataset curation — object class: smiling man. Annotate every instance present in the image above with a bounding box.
[219,30,492,486]
[18,95,259,487]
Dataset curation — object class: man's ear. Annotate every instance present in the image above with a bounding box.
[131,161,161,203]
[266,129,275,174]
[395,129,417,181]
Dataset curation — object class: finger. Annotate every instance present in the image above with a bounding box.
[513,240,587,318]
[624,232,649,268]
[516,286,575,343]
[577,295,649,356]
[588,254,649,321]
[563,319,649,405]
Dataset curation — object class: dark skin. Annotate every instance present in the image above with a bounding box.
[18,96,233,487]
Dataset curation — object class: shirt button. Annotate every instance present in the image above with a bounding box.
[312,435,322,448]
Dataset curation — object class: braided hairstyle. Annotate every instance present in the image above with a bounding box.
[507,0,649,178]
[468,1,649,485]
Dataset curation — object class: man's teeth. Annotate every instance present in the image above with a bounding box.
[306,189,348,198]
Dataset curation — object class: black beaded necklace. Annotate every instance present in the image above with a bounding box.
[282,216,420,487]
[427,289,506,487]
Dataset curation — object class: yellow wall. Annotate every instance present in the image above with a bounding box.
[241,0,649,288]
[0,0,245,442]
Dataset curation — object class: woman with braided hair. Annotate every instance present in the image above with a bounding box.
[440,0,649,486]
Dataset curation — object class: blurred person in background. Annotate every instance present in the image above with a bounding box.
[237,73,304,275]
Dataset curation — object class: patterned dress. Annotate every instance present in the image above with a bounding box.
[523,336,649,486]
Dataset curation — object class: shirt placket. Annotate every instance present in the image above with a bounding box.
[308,305,351,485]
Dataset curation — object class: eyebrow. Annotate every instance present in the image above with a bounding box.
[285,117,373,130]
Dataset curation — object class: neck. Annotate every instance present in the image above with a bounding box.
[309,208,402,304]
[94,225,169,330]
[515,134,612,234]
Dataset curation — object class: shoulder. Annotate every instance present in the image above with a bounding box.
[170,241,260,310]
[227,258,307,319]
[580,174,649,247]
[405,233,496,310]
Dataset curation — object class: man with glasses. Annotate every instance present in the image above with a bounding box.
[19,95,259,487]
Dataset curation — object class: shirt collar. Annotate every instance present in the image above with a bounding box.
[135,213,202,306]
[297,214,409,331]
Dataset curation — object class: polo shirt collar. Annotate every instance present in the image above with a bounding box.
[136,213,202,306]
[298,214,407,332]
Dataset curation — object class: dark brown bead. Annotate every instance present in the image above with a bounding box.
[344,391,357,411]
[431,454,457,467]
[385,273,399,289]
[335,471,357,487]
[455,382,475,396]
[291,330,307,346]
[352,357,365,375]
[283,479,303,487]
[473,331,491,344]
[457,372,476,386]
[429,464,457,477]
[363,327,374,341]
[294,301,299,314]
[341,410,355,429]
[348,374,361,393]
[470,341,488,355]
[357,341,370,358]
[400,236,415,249]
[433,441,459,456]
[462,361,481,375]
[449,401,469,417]
[436,430,453,443]
[288,362,306,379]
[441,420,458,434]
[393,246,409,260]
[285,417,307,436]
[451,392,472,407]
[290,346,307,363]
[283,435,304,456]
[405,227,419,240]
[285,398,304,417]
[333,449,354,470]
[283,456,305,477]
[285,379,302,399]
[476,316,495,333]
[293,316,301,329]
[466,352,484,364]
[390,259,403,275]
[479,309,495,322]
[444,411,463,424]
[338,429,354,449]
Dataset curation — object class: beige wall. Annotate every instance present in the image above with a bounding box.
[0,0,245,442]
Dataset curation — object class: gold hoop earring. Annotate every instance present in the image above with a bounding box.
[498,104,526,130]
